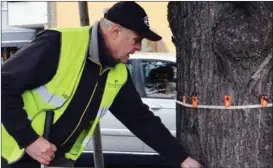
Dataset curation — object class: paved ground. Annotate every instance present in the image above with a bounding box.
[106,165,172,168]
[72,165,172,168]
[73,165,172,168]
[107,165,172,168]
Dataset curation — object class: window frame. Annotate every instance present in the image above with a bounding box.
[126,59,134,78]
[1,1,7,11]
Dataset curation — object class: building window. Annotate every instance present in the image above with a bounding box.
[1,1,7,11]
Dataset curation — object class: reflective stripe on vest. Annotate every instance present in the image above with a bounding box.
[97,107,109,117]
[35,86,66,107]
[82,137,90,147]
[64,106,111,161]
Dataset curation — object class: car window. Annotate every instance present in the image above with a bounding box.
[126,60,134,76]
[141,60,176,99]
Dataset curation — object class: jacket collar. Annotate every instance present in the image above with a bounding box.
[89,21,118,68]
[89,21,100,63]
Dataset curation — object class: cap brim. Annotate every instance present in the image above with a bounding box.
[141,29,162,41]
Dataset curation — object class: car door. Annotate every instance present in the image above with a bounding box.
[139,59,177,153]
[88,59,143,153]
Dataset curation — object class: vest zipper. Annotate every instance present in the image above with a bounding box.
[100,66,110,75]
[60,61,109,146]
[60,82,99,146]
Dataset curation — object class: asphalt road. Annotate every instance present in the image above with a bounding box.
[73,165,172,168]
[107,165,172,168]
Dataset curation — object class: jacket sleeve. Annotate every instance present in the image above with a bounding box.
[109,70,189,168]
[1,30,61,148]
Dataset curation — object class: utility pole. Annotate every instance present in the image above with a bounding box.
[45,1,56,29]
[78,2,105,168]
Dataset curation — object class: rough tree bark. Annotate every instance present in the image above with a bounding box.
[168,2,273,168]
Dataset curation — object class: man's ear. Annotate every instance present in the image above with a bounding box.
[109,24,121,40]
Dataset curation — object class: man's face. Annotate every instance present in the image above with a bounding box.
[110,25,143,64]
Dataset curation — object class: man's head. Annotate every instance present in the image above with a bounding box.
[99,2,162,64]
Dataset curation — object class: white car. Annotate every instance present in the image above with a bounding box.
[76,52,176,166]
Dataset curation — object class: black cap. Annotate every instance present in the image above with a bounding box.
[104,1,162,41]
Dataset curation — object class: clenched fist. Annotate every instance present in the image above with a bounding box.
[25,137,57,166]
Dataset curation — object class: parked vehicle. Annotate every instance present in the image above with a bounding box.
[76,52,176,167]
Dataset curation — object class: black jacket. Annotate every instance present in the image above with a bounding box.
[1,26,189,167]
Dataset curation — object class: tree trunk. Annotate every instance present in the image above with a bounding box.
[168,2,273,168]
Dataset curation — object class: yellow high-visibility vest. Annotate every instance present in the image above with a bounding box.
[1,23,127,164]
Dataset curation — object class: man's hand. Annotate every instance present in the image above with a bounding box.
[181,156,203,168]
[25,137,57,166]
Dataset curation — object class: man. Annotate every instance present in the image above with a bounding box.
[1,2,202,168]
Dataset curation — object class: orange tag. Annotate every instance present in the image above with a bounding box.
[192,96,198,108]
[182,96,186,103]
[224,96,231,107]
[261,96,268,107]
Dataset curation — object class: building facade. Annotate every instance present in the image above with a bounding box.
[55,2,175,53]
[1,1,175,64]
[1,1,47,63]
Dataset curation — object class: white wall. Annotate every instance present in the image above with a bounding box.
[8,2,47,29]
[1,2,40,48]
[1,2,29,31]
[1,10,31,32]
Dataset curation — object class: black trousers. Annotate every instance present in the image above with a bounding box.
[2,153,75,168]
